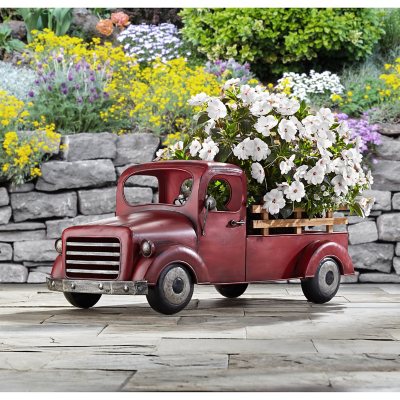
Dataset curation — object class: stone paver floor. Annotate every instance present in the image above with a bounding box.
[1,283,400,391]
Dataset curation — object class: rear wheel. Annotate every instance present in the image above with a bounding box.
[301,257,341,304]
[146,264,194,315]
[215,283,248,298]
[64,292,102,309]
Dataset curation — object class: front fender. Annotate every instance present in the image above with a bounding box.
[50,255,64,279]
[295,240,354,278]
[132,244,210,285]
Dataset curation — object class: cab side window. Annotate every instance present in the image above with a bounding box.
[206,176,242,212]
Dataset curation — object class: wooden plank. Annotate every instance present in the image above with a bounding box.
[326,211,333,233]
[251,205,350,214]
[253,217,348,229]
[295,210,302,234]
[262,211,269,236]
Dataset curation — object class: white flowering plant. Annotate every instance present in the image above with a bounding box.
[157,80,374,218]
[117,23,189,63]
[277,70,344,103]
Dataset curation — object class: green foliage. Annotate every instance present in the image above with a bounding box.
[180,8,385,78]
[0,24,25,56]
[17,8,73,42]
[0,61,36,100]
[377,9,400,57]
[368,100,400,124]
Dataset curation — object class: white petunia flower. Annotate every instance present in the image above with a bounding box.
[198,139,219,161]
[223,78,240,90]
[357,196,374,217]
[316,108,335,126]
[305,165,325,185]
[233,138,250,160]
[188,92,210,106]
[294,165,308,181]
[342,165,359,187]
[275,97,300,115]
[206,98,227,120]
[239,84,258,105]
[189,139,202,157]
[251,162,265,183]
[254,115,278,136]
[279,154,295,174]
[284,181,305,202]
[204,119,216,134]
[250,100,273,116]
[251,138,271,161]
[263,189,286,215]
[331,175,348,196]
[301,115,321,134]
[278,119,297,142]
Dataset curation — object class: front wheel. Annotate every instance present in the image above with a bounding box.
[215,283,248,298]
[301,257,341,304]
[64,292,102,309]
[146,264,194,315]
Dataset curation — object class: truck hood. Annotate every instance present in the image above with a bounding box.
[85,210,197,248]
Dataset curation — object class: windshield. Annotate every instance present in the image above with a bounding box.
[123,168,194,207]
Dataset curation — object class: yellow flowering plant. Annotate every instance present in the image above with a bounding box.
[1,123,60,185]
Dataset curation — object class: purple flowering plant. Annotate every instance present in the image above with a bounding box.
[336,112,381,165]
[27,50,128,133]
[117,23,189,64]
[205,59,258,85]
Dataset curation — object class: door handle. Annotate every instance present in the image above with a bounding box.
[230,219,245,227]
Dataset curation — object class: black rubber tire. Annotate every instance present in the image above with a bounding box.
[214,283,248,298]
[301,257,341,304]
[64,292,102,309]
[146,264,194,315]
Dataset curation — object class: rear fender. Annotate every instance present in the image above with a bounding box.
[295,240,354,278]
[133,244,210,285]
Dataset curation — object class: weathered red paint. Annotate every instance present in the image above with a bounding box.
[51,160,354,288]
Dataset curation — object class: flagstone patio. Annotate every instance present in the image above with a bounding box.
[1,283,400,391]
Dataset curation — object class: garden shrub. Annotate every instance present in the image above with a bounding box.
[377,9,400,57]
[205,59,258,86]
[0,61,36,100]
[180,8,385,78]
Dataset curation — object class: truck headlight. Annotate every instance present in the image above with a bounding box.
[141,239,154,257]
[55,238,63,254]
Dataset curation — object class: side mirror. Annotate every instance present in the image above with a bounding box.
[202,196,216,236]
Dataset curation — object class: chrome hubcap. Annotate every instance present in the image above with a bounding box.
[318,258,339,296]
[162,267,190,305]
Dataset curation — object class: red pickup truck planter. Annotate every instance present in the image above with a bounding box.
[47,160,354,314]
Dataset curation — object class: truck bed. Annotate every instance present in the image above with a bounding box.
[245,232,349,282]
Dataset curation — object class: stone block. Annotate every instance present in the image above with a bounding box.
[14,240,58,262]
[125,187,153,206]
[46,213,114,238]
[359,273,400,283]
[371,160,400,191]
[8,183,35,193]
[0,230,46,242]
[61,132,117,161]
[78,187,116,215]
[0,243,12,261]
[393,257,400,275]
[113,133,159,166]
[0,206,11,225]
[348,243,394,273]
[0,263,28,283]
[0,222,45,231]
[0,187,9,206]
[396,243,400,257]
[392,193,400,210]
[36,159,116,191]
[362,189,391,211]
[27,271,49,283]
[11,191,77,222]
[377,213,400,241]
[348,221,378,245]
[378,123,400,136]
[341,271,359,283]
[117,166,159,188]
[376,135,400,160]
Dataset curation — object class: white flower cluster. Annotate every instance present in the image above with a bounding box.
[159,79,373,218]
[277,70,345,102]
[117,23,189,63]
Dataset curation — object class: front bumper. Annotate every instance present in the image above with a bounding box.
[47,278,148,295]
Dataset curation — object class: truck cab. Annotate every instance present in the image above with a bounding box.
[48,160,354,314]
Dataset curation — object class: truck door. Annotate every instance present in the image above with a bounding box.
[198,173,246,283]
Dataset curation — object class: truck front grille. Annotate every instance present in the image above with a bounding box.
[65,237,121,280]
